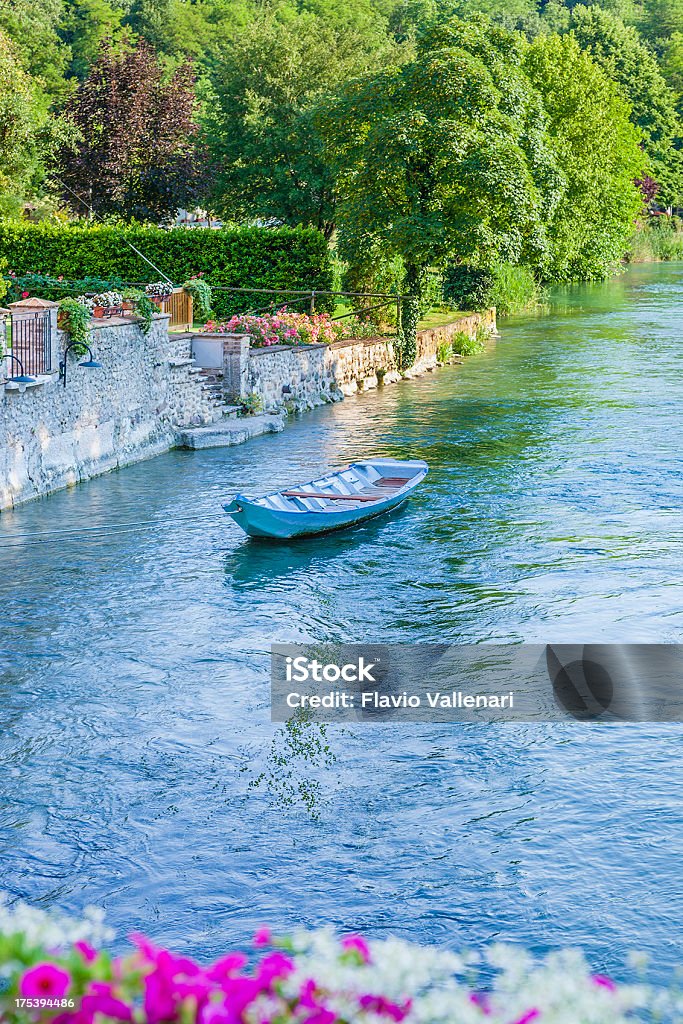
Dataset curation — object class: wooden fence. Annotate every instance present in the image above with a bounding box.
[159,288,193,330]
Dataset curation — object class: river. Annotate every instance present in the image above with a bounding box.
[1,262,682,981]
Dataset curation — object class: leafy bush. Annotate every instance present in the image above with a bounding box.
[57,299,92,355]
[436,340,451,363]
[4,274,127,304]
[628,219,683,262]
[182,276,213,321]
[443,263,544,316]
[451,330,484,356]
[0,223,334,318]
[203,310,345,347]
[0,901,648,1024]
[443,265,496,311]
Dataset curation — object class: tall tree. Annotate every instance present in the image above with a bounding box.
[319,18,555,363]
[58,41,208,221]
[203,6,398,238]
[0,28,56,217]
[569,5,682,204]
[524,32,645,279]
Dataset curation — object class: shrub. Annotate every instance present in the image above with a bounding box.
[4,274,127,304]
[182,276,213,322]
[436,339,451,363]
[0,901,648,1024]
[0,223,334,318]
[443,263,544,316]
[203,311,345,347]
[57,299,92,356]
[451,329,484,356]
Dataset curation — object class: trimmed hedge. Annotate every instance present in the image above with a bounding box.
[0,223,334,318]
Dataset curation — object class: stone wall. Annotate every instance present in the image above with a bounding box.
[236,309,496,412]
[0,315,219,510]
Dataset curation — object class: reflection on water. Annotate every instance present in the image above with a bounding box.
[1,264,683,977]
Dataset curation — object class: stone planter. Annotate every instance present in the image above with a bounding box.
[92,306,105,318]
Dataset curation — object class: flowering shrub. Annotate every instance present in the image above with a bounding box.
[0,899,653,1024]
[202,310,346,347]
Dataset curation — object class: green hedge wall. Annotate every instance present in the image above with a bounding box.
[0,223,334,318]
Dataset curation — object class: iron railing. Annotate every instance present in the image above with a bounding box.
[6,311,52,376]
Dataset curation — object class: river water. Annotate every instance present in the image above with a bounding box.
[1,263,682,980]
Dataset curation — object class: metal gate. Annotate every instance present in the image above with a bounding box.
[8,311,52,375]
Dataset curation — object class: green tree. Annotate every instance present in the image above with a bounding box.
[59,0,129,79]
[320,18,555,364]
[569,5,681,203]
[524,32,645,279]
[0,0,71,102]
[203,5,397,237]
[0,28,53,216]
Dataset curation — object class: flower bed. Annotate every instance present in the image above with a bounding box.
[201,311,347,348]
[0,900,651,1024]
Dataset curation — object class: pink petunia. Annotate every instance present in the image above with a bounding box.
[511,1011,541,1024]
[253,927,271,947]
[341,934,371,964]
[81,981,133,1021]
[20,963,71,1001]
[74,940,98,963]
[359,995,411,1021]
[21,290,30,298]
[593,974,617,992]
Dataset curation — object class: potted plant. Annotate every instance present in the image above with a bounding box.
[145,282,173,307]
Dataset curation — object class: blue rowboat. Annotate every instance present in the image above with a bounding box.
[224,458,428,539]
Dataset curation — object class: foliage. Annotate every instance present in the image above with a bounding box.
[0,900,648,1024]
[202,310,345,347]
[627,217,683,260]
[0,223,335,318]
[182,276,212,321]
[0,30,52,218]
[240,391,264,416]
[3,272,126,304]
[202,6,398,237]
[524,33,645,281]
[57,297,92,354]
[568,5,682,205]
[132,293,156,334]
[451,328,485,355]
[488,263,546,315]
[319,18,557,365]
[443,265,496,311]
[58,41,208,222]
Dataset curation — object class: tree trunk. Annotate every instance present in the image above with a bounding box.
[398,263,424,370]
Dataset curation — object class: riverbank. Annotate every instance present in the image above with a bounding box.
[0,306,495,510]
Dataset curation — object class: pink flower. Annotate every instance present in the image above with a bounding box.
[358,995,411,1021]
[206,951,248,982]
[511,1011,540,1024]
[20,963,72,1000]
[256,951,295,989]
[74,940,98,963]
[593,974,617,992]
[469,992,491,1014]
[21,290,29,298]
[341,934,371,963]
[81,981,133,1021]
[253,927,271,947]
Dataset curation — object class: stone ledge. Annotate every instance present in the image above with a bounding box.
[175,413,285,449]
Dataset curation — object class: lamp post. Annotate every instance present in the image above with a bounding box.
[58,342,102,389]
[2,353,37,387]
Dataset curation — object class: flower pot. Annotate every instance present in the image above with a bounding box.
[93,306,105,318]
[121,302,134,313]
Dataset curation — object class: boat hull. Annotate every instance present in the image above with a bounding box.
[224,488,412,539]
[224,459,428,539]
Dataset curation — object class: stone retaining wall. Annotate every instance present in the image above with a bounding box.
[236,309,496,412]
[0,316,218,510]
